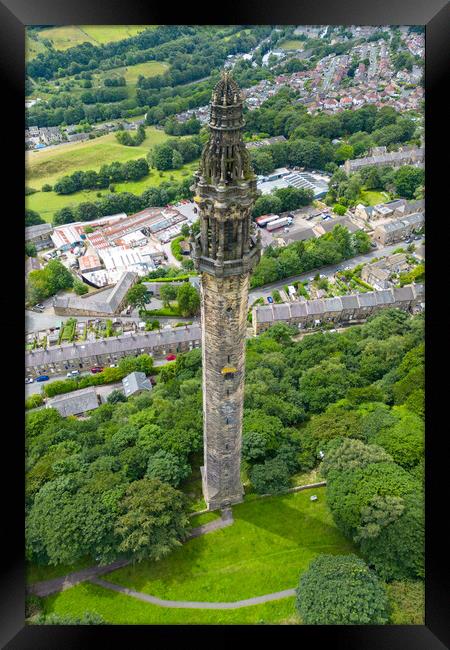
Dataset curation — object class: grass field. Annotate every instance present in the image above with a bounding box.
[93,61,169,85]
[104,487,356,604]
[27,557,92,585]
[31,26,150,52]
[26,128,168,187]
[26,156,198,223]
[80,25,151,44]
[41,582,300,624]
[278,39,305,50]
[359,189,391,206]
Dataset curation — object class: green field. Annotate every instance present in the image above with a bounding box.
[40,582,300,624]
[359,189,391,206]
[26,154,198,223]
[279,39,305,50]
[26,128,168,187]
[104,487,355,604]
[80,25,152,44]
[31,26,150,52]
[94,61,169,85]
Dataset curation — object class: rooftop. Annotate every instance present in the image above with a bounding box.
[47,387,99,417]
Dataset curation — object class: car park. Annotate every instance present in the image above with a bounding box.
[36,375,49,382]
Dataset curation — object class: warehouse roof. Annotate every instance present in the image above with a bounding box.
[54,271,137,315]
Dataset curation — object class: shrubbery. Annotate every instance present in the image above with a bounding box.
[296,554,390,624]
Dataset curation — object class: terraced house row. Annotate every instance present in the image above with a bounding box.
[252,284,424,334]
[25,324,201,378]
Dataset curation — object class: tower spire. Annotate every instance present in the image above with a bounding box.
[190,73,261,511]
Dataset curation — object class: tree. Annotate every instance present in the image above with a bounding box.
[25,242,37,258]
[53,207,76,226]
[126,284,149,310]
[149,143,177,171]
[146,450,191,487]
[320,438,393,478]
[73,279,88,295]
[249,457,290,494]
[115,478,189,562]
[296,554,390,624]
[176,283,200,317]
[107,389,127,405]
[25,209,45,227]
[372,409,424,469]
[393,166,425,200]
[160,284,178,308]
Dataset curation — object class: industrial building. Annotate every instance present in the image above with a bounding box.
[257,168,329,199]
[25,223,54,251]
[53,271,138,317]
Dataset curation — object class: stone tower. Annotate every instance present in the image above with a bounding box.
[190,71,261,511]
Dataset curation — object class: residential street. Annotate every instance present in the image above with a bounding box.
[247,238,424,304]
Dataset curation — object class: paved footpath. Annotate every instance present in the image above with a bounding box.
[90,576,296,610]
[28,559,130,598]
[28,509,234,598]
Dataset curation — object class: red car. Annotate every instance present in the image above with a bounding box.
[165,354,177,362]
[90,366,104,374]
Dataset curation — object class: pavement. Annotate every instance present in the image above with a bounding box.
[247,238,424,305]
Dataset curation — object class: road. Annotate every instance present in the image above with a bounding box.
[247,238,424,304]
[25,239,422,334]
[25,357,175,397]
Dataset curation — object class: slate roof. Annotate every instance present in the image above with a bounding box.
[47,387,99,417]
[122,371,152,397]
[54,271,137,315]
[26,324,201,369]
[25,224,53,241]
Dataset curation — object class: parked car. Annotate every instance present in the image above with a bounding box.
[165,354,177,362]
[35,303,45,310]
[371,242,377,248]
[267,296,274,304]
[36,375,49,382]
[109,363,117,368]
[25,377,34,384]
[90,367,104,374]
[66,370,80,378]
[31,306,43,313]
[414,236,421,241]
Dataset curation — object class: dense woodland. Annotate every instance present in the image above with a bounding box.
[26,307,424,586]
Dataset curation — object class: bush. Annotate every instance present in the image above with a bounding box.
[296,554,390,624]
[25,394,44,410]
[107,389,127,405]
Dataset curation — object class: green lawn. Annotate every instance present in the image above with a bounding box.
[26,161,198,223]
[79,25,152,45]
[104,487,356,604]
[93,61,169,85]
[26,128,168,188]
[40,582,300,624]
[278,39,305,50]
[27,557,92,585]
[359,189,391,206]
[30,26,151,52]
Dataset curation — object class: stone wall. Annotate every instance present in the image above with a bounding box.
[201,272,249,510]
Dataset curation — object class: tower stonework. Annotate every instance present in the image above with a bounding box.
[191,72,261,511]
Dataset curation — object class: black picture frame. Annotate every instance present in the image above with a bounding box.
[1,1,448,647]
